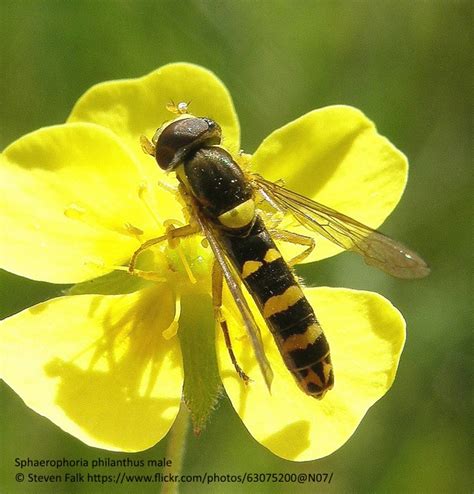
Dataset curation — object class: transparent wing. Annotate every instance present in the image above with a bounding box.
[254,175,430,279]
[195,210,274,391]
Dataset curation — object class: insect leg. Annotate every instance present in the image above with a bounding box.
[270,229,315,266]
[128,223,200,273]
[212,260,250,384]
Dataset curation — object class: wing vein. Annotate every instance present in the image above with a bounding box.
[253,175,430,279]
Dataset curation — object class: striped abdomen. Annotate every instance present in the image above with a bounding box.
[177,145,333,398]
[220,216,334,398]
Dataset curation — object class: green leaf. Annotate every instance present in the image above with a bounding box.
[68,269,153,296]
[179,293,222,434]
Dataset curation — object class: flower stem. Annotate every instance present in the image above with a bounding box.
[161,402,191,494]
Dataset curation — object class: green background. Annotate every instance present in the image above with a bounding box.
[0,1,471,493]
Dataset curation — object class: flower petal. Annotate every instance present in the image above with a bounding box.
[218,287,405,460]
[0,285,183,451]
[68,63,240,178]
[252,106,408,262]
[0,123,176,283]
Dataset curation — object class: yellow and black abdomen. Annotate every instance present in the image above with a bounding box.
[179,144,333,398]
[220,217,334,399]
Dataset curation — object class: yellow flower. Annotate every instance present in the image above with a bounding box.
[0,63,408,460]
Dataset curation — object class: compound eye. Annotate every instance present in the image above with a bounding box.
[155,117,221,170]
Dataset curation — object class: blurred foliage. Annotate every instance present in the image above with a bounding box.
[0,1,471,493]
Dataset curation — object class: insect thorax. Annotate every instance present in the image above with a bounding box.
[177,146,255,228]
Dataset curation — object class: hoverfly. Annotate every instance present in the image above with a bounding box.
[130,102,429,399]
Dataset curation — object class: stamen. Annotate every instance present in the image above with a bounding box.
[176,245,197,285]
[163,219,184,249]
[162,295,181,340]
[162,220,197,284]
[124,222,144,237]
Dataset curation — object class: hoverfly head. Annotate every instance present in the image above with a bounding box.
[152,114,222,171]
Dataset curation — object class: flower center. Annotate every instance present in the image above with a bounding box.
[132,231,213,295]
[163,234,213,293]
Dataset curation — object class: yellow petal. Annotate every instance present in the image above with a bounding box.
[218,286,405,460]
[252,106,408,262]
[68,62,240,181]
[0,284,183,451]
[0,123,176,283]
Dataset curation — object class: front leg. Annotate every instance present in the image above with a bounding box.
[128,223,200,273]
